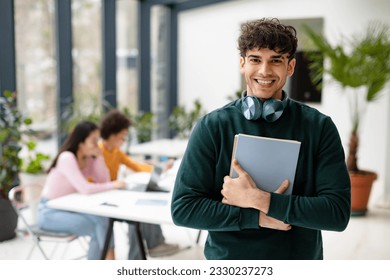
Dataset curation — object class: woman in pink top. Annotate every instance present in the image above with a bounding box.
[38,121,125,260]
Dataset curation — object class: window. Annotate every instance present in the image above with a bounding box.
[14,0,56,138]
[117,0,138,113]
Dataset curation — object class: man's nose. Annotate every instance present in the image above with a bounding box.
[257,62,272,75]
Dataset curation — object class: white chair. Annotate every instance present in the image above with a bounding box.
[8,184,87,260]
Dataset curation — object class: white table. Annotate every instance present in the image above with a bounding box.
[129,138,188,159]
[47,190,173,259]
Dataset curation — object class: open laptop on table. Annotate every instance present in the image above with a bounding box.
[125,165,169,193]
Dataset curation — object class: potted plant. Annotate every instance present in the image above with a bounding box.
[19,138,51,186]
[17,138,51,225]
[22,140,50,174]
[127,110,156,144]
[62,93,112,133]
[0,91,32,241]
[168,99,205,139]
[303,22,390,216]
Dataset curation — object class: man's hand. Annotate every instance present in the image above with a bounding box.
[259,175,291,231]
[259,212,291,231]
[221,160,263,209]
[274,179,289,194]
[221,160,291,231]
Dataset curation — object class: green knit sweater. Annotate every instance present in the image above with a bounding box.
[171,98,351,260]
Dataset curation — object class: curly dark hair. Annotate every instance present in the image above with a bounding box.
[238,18,298,60]
[100,109,132,140]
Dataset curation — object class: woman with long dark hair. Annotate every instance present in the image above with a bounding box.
[38,121,126,259]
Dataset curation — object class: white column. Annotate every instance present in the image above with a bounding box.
[377,90,390,208]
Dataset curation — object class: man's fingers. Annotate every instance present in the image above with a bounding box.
[232,159,246,176]
[274,179,289,194]
[221,197,229,205]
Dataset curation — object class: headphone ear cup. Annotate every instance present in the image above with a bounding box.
[262,99,285,122]
[242,96,262,120]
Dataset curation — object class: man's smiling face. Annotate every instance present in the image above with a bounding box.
[240,48,296,101]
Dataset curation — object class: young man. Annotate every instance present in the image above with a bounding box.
[171,18,351,260]
[99,110,179,259]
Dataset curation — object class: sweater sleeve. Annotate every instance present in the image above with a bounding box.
[267,117,351,231]
[171,119,260,231]
[56,152,114,194]
[120,150,153,172]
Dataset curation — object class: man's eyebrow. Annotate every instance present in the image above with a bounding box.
[247,54,287,59]
[271,54,287,59]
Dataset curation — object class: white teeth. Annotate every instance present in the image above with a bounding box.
[256,80,273,85]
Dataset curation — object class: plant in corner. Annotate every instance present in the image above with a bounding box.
[0,91,32,241]
[303,22,390,215]
[0,91,33,198]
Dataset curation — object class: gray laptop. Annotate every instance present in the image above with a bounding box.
[126,165,169,192]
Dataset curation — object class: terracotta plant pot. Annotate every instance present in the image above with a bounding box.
[350,170,377,216]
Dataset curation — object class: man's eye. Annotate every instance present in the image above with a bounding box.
[250,58,260,64]
[271,59,282,63]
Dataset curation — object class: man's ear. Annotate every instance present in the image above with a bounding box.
[287,58,296,77]
[239,56,245,74]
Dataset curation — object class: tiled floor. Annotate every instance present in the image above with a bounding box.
[322,206,390,259]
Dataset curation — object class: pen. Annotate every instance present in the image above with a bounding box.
[100,202,118,207]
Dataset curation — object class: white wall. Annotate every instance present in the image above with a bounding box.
[177,0,390,202]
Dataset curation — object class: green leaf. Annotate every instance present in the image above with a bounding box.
[303,22,390,172]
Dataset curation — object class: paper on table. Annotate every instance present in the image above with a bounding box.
[135,199,168,206]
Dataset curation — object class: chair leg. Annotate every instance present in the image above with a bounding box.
[76,239,88,259]
[59,243,69,260]
[26,243,36,260]
[27,237,49,260]
[196,230,202,244]
[49,242,61,259]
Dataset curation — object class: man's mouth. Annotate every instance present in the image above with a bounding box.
[255,79,274,85]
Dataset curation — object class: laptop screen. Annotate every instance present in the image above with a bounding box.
[146,165,163,191]
[124,164,169,192]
